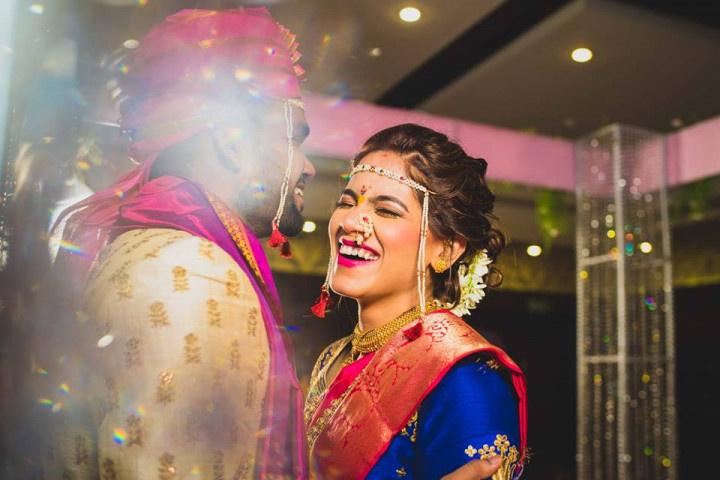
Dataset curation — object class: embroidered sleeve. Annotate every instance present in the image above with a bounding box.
[414,354,522,480]
[47,229,268,478]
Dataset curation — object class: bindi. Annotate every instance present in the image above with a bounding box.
[358,185,369,204]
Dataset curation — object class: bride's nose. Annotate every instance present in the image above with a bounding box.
[340,212,374,245]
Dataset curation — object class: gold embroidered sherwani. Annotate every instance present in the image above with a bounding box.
[44,228,269,479]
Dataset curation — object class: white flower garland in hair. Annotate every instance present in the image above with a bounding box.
[449,249,493,317]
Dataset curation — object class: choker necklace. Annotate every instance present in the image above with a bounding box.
[350,302,437,360]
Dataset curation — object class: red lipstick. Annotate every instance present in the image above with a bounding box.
[336,238,380,268]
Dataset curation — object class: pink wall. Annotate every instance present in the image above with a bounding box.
[667,115,720,186]
[303,93,576,191]
[303,92,719,190]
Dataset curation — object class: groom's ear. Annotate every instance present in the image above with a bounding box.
[210,126,246,174]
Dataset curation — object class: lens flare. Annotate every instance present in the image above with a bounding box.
[58,240,92,259]
[113,428,127,445]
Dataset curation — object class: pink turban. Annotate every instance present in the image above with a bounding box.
[55,7,304,275]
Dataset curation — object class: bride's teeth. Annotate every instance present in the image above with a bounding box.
[338,242,378,260]
[294,187,304,197]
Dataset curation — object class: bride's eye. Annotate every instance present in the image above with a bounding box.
[376,208,400,218]
[334,199,354,209]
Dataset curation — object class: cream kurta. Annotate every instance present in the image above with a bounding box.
[45,228,270,479]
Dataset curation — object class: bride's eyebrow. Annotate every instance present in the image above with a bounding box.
[372,194,409,213]
[340,189,358,201]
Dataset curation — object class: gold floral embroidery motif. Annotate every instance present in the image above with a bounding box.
[184,333,201,364]
[101,458,117,480]
[245,378,256,408]
[229,340,241,370]
[199,240,215,260]
[486,359,500,370]
[228,421,239,445]
[400,411,418,443]
[226,270,241,297]
[126,414,143,447]
[111,268,133,299]
[144,234,183,259]
[106,378,119,411]
[247,307,258,337]
[464,434,519,480]
[156,371,175,405]
[213,450,224,480]
[158,452,177,479]
[149,301,170,327]
[172,266,190,292]
[396,467,407,477]
[257,352,267,381]
[231,453,253,480]
[74,435,89,465]
[124,337,142,368]
[207,299,222,327]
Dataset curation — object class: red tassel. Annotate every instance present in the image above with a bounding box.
[268,223,292,258]
[268,223,286,248]
[310,287,332,318]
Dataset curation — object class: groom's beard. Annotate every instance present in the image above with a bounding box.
[277,197,304,237]
[235,186,305,239]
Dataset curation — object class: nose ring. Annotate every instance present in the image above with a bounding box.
[356,215,374,245]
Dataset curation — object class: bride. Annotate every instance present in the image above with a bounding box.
[305,124,528,479]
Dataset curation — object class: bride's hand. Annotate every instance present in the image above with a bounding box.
[441,456,502,480]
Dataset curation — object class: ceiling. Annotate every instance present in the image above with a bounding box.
[71,0,720,138]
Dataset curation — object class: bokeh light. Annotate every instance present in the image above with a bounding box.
[571,47,593,63]
[399,7,421,23]
[302,221,317,233]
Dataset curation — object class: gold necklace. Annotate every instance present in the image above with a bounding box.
[350,302,437,359]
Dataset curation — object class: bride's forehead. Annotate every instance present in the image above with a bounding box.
[346,171,415,199]
[348,154,412,190]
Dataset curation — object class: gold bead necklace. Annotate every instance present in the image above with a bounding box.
[350,302,437,360]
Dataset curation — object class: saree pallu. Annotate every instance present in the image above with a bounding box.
[306,311,527,479]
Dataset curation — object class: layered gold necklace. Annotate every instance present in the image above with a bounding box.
[350,302,437,360]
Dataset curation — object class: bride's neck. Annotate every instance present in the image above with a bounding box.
[357,291,420,331]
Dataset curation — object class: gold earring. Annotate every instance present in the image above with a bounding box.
[431,240,453,273]
[431,257,449,273]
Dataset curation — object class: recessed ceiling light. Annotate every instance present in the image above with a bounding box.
[571,47,593,63]
[123,39,140,49]
[526,245,542,257]
[302,221,317,233]
[369,47,382,57]
[29,4,44,15]
[399,6,421,23]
